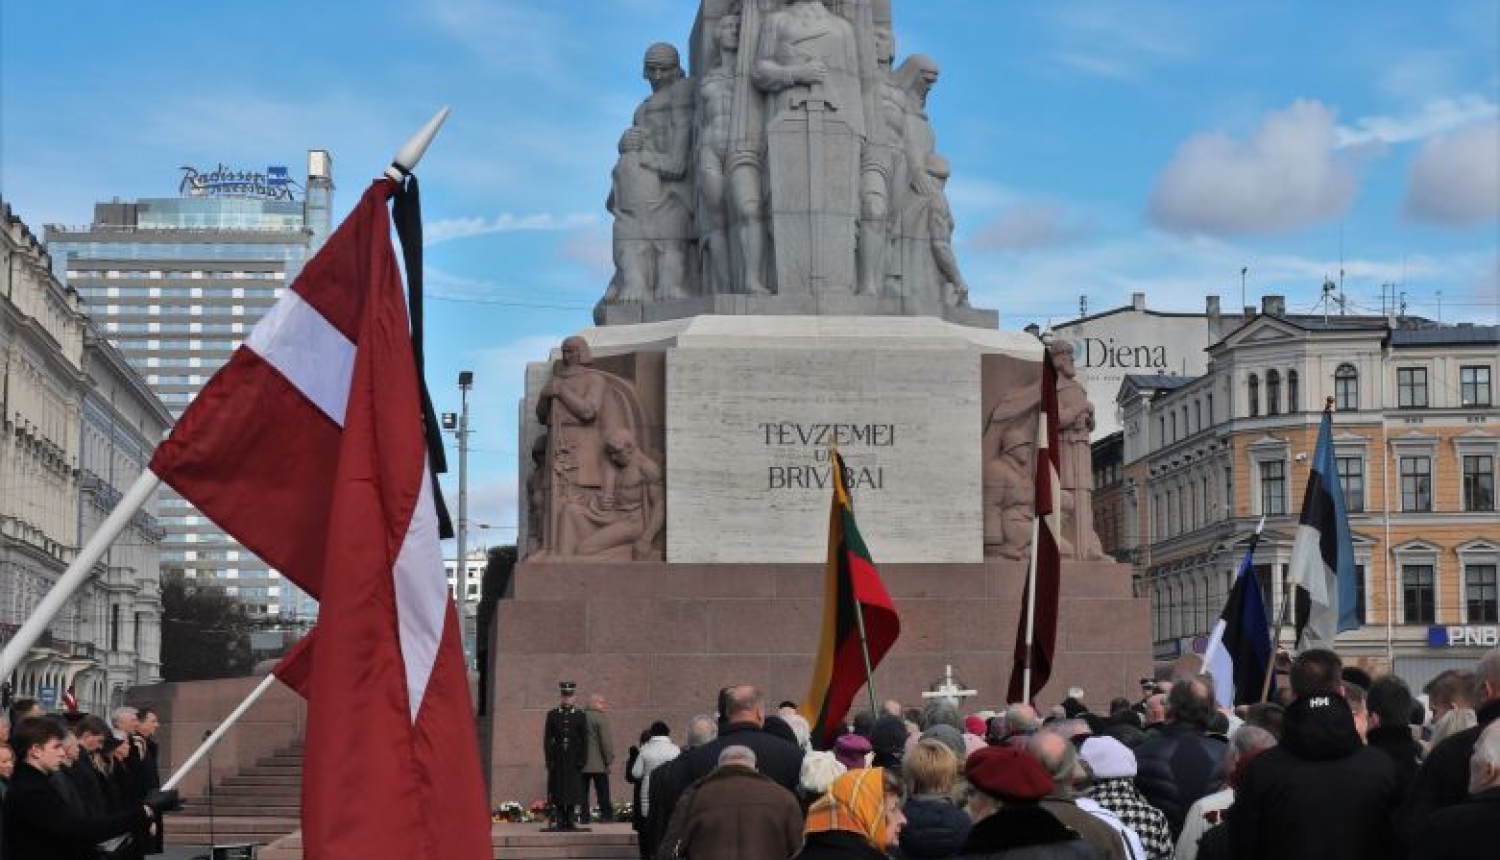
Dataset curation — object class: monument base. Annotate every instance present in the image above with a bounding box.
[484,558,1150,804]
[594,293,998,328]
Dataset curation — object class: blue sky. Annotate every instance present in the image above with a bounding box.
[3,0,1497,547]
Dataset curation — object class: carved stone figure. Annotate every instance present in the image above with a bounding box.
[1053,340,1106,560]
[526,434,549,555]
[902,153,968,308]
[753,0,866,296]
[556,428,665,560]
[606,43,696,303]
[695,13,742,294]
[857,18,906,297]
[892,54,950,305]
[533,337,651,559]
[983,380,1040,560]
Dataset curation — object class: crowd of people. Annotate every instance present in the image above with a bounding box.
[558,646,1500,860]
[0,700,180,860]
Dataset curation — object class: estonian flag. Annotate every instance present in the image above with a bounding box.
[1287,407,1360,650]
[800,450,901,749]
[1203,523,1275,707]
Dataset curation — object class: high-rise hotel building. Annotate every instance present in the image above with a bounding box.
[47,152,334,621]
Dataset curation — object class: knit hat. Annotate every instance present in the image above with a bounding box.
[834,733,873,769]
[964,715,987,736]
[1079,736,1137,779]
[805,767,892,848]
[920,724,965,761]
[964,746,1052,803]
[869,715,909,763]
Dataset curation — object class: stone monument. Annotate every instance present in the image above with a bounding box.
[486,0,1146,804]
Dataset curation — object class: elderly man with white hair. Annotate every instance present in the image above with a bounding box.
[1406,720,1500,860]
[658,745,804,860]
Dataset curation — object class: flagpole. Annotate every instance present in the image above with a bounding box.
[162,672,281,792]
[385,107,451,182]
[1020,504,1042,703]
[1,470,161,682]
[834,448,881,717]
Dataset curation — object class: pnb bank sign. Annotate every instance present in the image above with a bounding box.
[1428,625,1500,648]
[180,164,299,200]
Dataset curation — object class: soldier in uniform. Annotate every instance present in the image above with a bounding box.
[544,680,590,831]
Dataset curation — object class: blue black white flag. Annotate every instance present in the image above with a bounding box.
[1203,521,1275,707]
[1288,407,1359,650]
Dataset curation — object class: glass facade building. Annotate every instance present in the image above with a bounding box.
[46,152,334,621]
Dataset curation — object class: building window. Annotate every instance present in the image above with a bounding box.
[1464,455,1496,512]
[1336,456,1365,512]
[1400,456,1432,512]
[1207,392,1214,424]
[1461,366,1493,407]
[1170,412,1178,443]
[1467,564,1499,623]
[1402,565,1436,624]
[1397,367,1429,408]
[1194,400,1202,432]
[1335,364,1358,411]
[1287,370,1299,413]
[1354,564,1367,625]
[1267,370,1282,416]
[1260,460,1287,515]
[1248,374,1260,418]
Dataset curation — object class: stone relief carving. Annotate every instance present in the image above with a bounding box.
[594,0,991,324]
[1054,340,1106,560]
[532,337,663,561]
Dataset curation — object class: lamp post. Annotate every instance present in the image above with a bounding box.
[455,372,474,620]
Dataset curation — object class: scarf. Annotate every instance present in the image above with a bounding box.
[805,766,889,848]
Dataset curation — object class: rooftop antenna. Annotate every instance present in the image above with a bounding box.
[1437,289,1443,324]
[1079,294,1088,318]
[1399,291,1408,318]
[1240,266,1248,315]
[1322,278,1336,324]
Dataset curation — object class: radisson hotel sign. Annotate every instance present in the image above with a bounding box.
[179,164,298,200]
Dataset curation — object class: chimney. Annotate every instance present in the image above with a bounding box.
[1131,292,1146,311]
[1261,294,1286,316]
[1205,295,1222,340]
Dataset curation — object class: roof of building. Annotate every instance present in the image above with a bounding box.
[1123,373,1197,390]
[1391,324,1500,347]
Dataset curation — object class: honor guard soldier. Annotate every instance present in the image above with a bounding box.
[544,680,590,831]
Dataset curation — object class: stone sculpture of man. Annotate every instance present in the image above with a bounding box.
[1053,340,1105,559]
[753,0,866,295]
[695,13,742,294]
[557,428,665,560]
[606,43,696,303]
[857,20,907,297]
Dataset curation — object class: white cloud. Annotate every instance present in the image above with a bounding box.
[1149,100,1359,236]
[968,201,1093,252]
[556,224,615,278]
[1044,1,1197,81]
[1337,95,1499,148]
[1403,121,1500,225]
[424,211,599,245]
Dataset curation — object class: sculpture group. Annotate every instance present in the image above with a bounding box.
[599,0,971,318]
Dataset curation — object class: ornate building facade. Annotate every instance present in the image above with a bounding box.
[2,200,170,713]
[1113,295,1499,686]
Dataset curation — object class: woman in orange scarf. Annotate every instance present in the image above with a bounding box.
[794,767,907,860]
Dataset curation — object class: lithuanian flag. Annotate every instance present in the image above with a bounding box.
[801,450,901,749]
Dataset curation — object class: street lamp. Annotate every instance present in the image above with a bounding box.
[455,371,474,620]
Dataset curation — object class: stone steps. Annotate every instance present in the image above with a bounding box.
[167,742,304,846]
[258,822,641,860]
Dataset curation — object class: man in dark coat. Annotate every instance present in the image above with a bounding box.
[1132,677,1226,837]
[1401,648,1500,844]
[136,707,164,854]
[658,746,803,860]
[1226,649,1400,860]
[2,717,175,860]
[1407,720,1500,860]
[543,680,590,831]
[1364,676,1422,801]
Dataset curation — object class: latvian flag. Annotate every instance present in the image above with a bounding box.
[1203,524,1275,707]
[1007,347,1062,704]
[150,180,491,859]
[800,450,900,749]
[1287,407,1360,651]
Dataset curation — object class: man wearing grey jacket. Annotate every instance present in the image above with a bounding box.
[583,693,616,823]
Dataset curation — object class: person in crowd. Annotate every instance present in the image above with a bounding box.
[134,707,163,854]
[1026,731,1129,860]
[582,693,616,824]
[1100,700,1148,750]
[639,714,716,860]
[954,745,1103,860]
[921,725,966,765]
[625,728,652,858]
[1172,725,1275,860]
[994,704,1041,747]
[784,712,813,752]
[660,746,803,860]
[1131,678,1225,838]
[1226,648,1400,860]
[1079,737,1171,860]
[0,737,10,854]
[1365,676,1422,798]
[2,717,176,860]
[631,721,680,821]
[1343,679,1370,738]
[1402,648,1500,840]
[64,716,110,817]
[897,739,970,859]
[1405,720,1500,860]
[0,713,10,747]
[1427,708,1477,751]
[7,700,41,729]
[1238,703,1283,742]
[837,734,874,770]
[870,716,910,772]
[795,766,907,860]
[765,714,802,749]
[800,751,848,811]
[1139,695,1167,734]
[1423,670,1475,725]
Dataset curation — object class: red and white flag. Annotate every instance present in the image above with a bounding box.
[1007,347,1062,704]
[62,686,78,714]
[151,180,491,859]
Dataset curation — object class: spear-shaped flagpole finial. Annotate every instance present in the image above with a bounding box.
[385,106,452,182]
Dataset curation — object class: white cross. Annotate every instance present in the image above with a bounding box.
[921,664,978,707]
